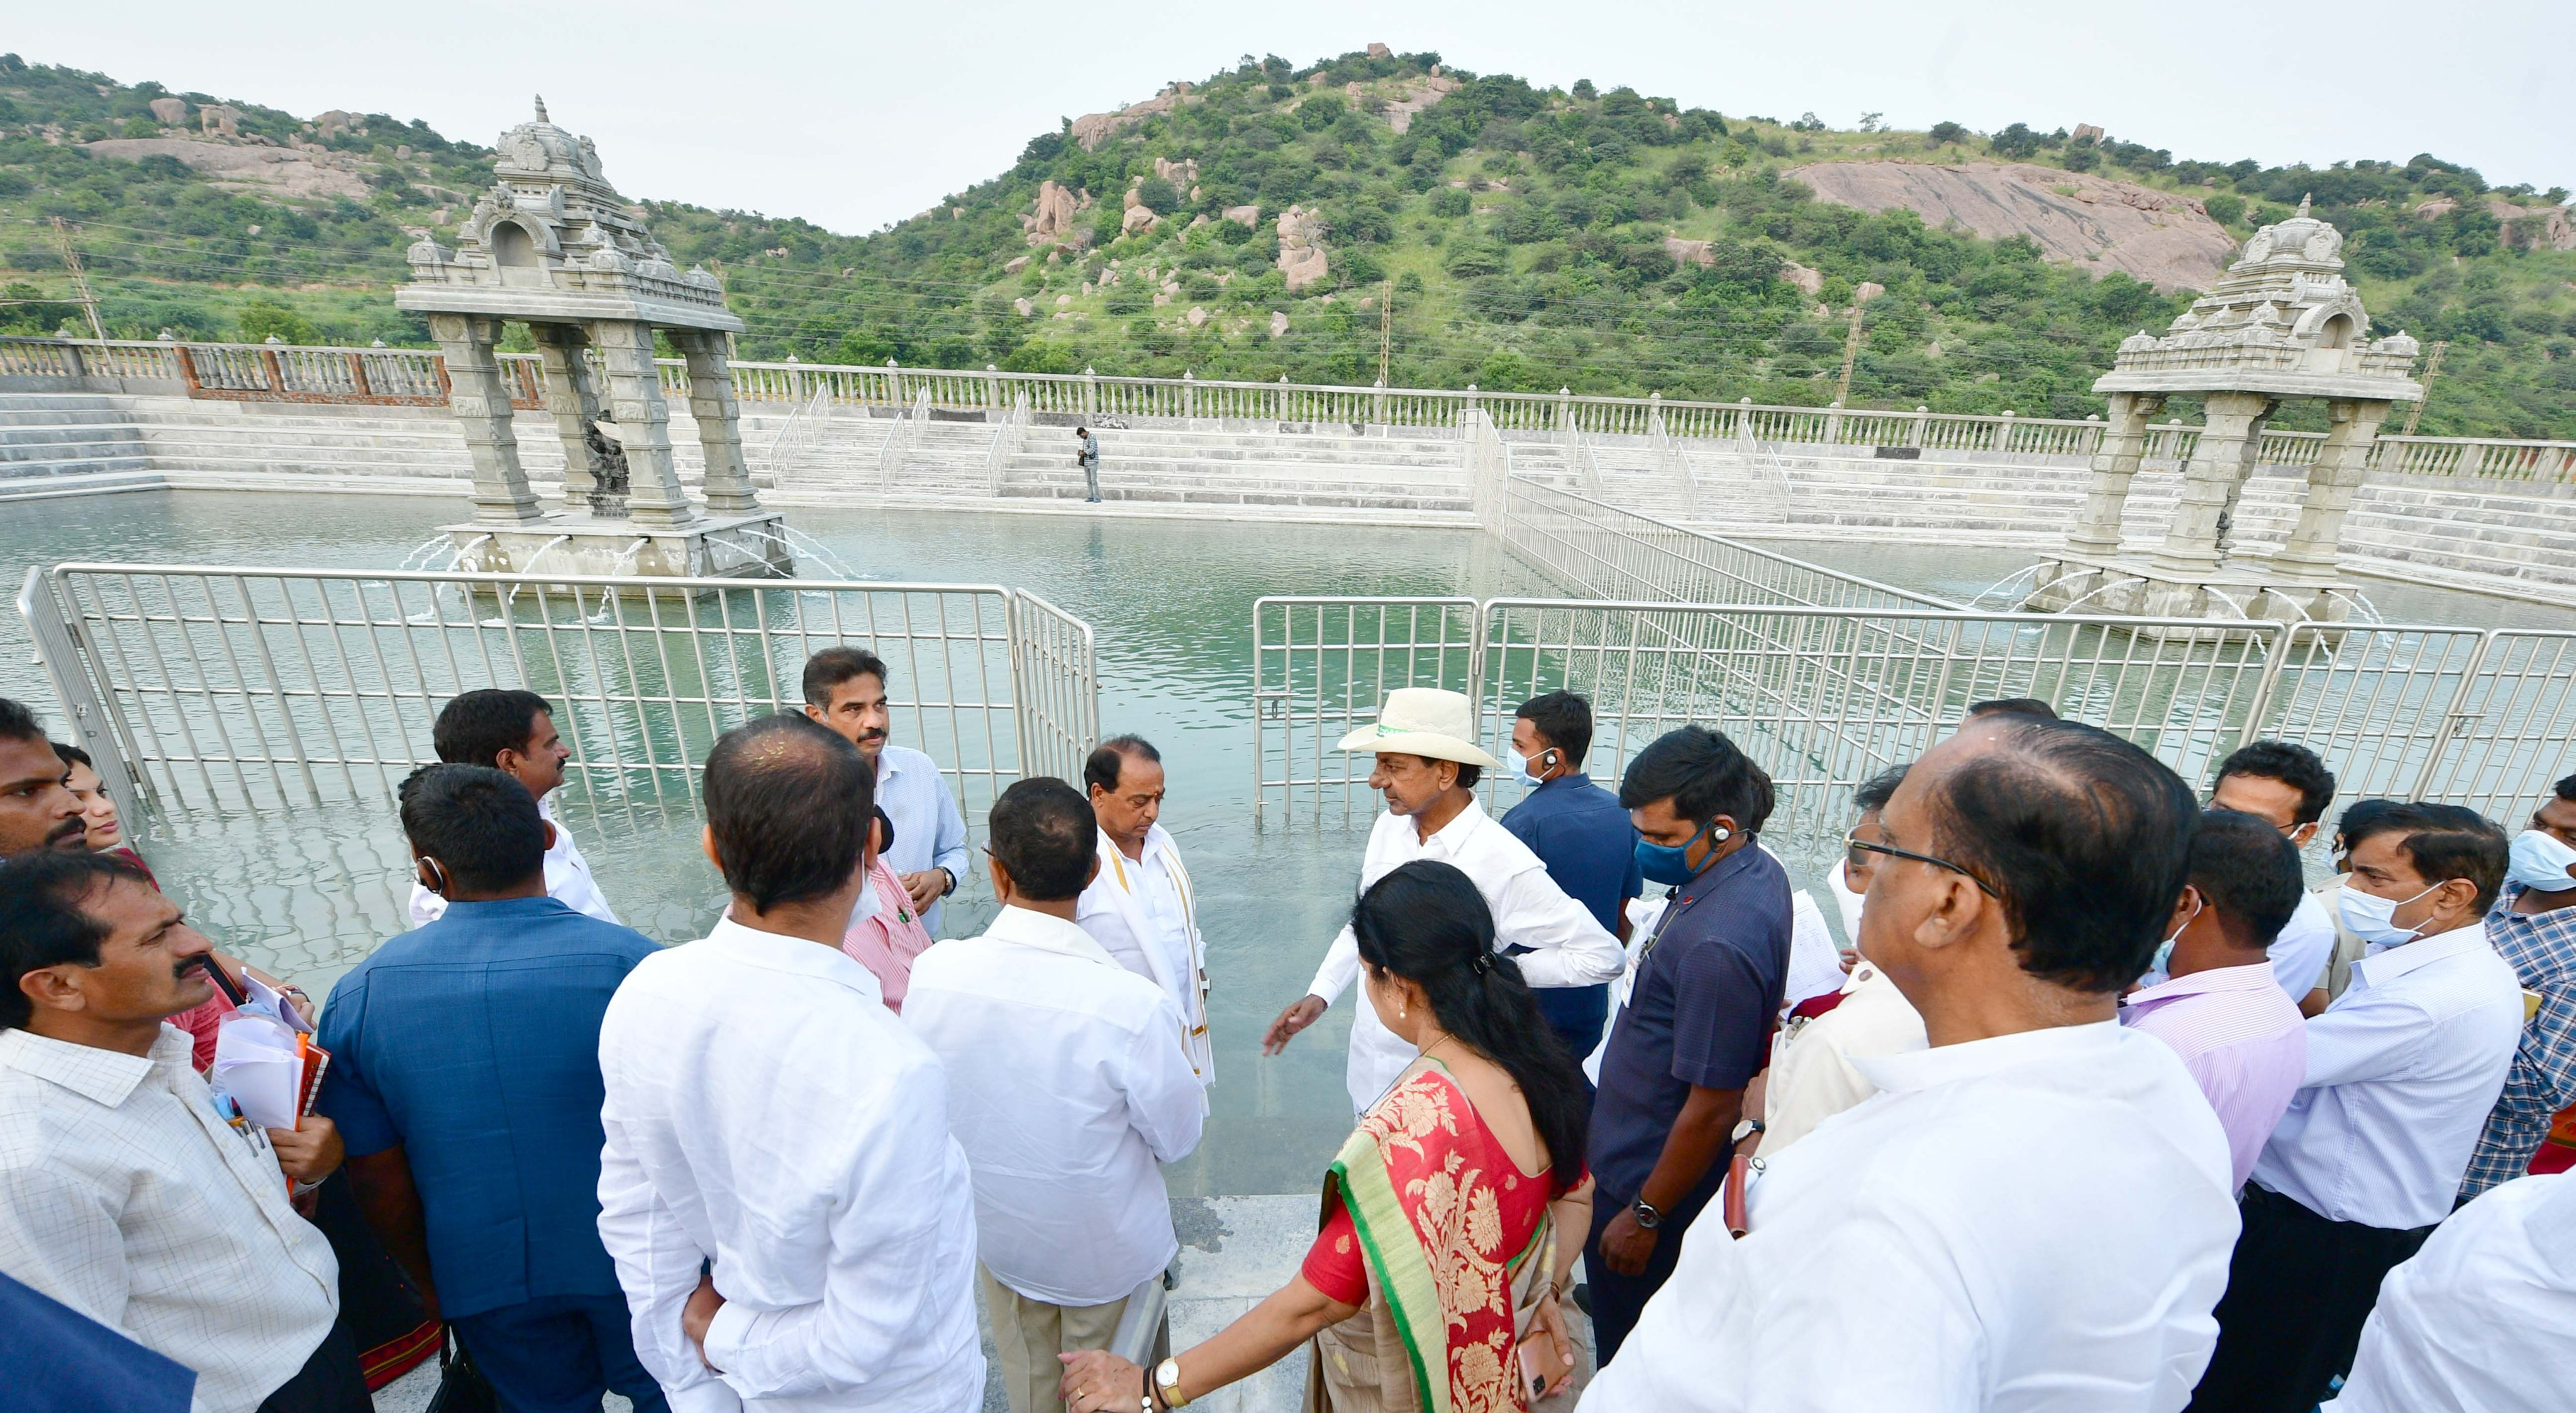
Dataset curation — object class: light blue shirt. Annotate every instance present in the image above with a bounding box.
[2251,921,2524,1229]
[876,743,970,936]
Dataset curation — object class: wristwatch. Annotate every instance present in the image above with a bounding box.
[1153,1358,1190,1407]
[1731,1117,1766,1145]
[1631,1198,1663,1230]
[937,866,957,897]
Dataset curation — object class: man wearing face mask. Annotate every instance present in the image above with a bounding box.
[319,764,667,1413]
[1262,689,1623,1117]
[2193,802,2523,1413]
[2459,773,2576,1199]
[1584,726,1791,1366]
[2119,809,2309,1192]
[2209,740,2341,1001]
[1498,690,1641,1062]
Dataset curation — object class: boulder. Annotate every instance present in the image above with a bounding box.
[2412,197,2460,218]
[1223,204,1262,227]
[1270,311,1291,337]
[148,97,187,125]
[312,109,357,138]
[1367,42,1392,58]
[2490,200,2576,252]
[1070,82,1199,150]
[1277,205,1330,294]
[1186,306,1209,327]
[1664,235,1714,268]
[1780,260,1825,296]
[1057,293,1075,307]
[1122,204,1158,235]
[1153,156,1199,186]
[1153,291,1172,305]
[1004,254,1031,274]
[2071,123,2104,144]
[1025,179,1081,242]
[199,104,241,137]
[1855,280,1886,304]
[1014,297,1035,317]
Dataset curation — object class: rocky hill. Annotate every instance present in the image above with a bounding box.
[3,48,2572,438]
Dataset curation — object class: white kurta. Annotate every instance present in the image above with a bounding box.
[904,907,1206,1306]
[409,792,619,928]
[2326,1171,2576,1413]
[596,916,982,1412]
[1305,801,1624,1114]
[1075,824,1213,1087]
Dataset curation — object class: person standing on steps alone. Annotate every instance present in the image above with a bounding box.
[1074,426,1101,502]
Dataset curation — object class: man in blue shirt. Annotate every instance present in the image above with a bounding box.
[802,646,972,935]
[1501,690,1640,1061]
[318,765,667,1413]
[1585,726,1791,1365]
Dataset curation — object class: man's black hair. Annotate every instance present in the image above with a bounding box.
[2188,809,2305,951]
[2214,740,2338,826]
[398,763,546,895]
[801,646,891,709]
[1618,726,1774,833]
[53,742,92,770]
[1514,690,1594,767]
[0,850,152,1029]
[1853,763,1909,816]
[2343,801,2509,914]
[1441,758,1484,792]
[432,689,553,768]
[1931,716,2196,994]
[0,696,45,745]
[988,777,1097,902]
[1083,734,1162,794]
[2554,773,2576,804]
[703,714,874,912]
[2333,797,2401,855]
[1965,697,2058,721]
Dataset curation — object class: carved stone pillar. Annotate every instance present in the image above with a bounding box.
[428,313,542,523]
[2151,391,2275,578]
[529,323,606,507]
[586,319,697,528]
[2272,399,2390,580]
[669,329,763,515]
[2064,391,2164,557]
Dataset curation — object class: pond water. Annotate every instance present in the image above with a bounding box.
[4,493,2567,1195]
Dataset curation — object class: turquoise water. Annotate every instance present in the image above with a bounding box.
[5,492,2568,1194]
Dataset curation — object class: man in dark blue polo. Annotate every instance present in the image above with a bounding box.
[316,765,668,1413]
[1585,726,1792,1366]
[1501,690,1640,1062]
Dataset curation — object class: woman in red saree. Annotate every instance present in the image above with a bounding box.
[1065,860,1595,1412]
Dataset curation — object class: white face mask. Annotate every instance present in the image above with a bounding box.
[1827,865,1867,944]
[1518,746,1560,786]
[2338,881,2441,953]
[2144,895,2202,983]
[848,863,882,932]
[2507,829,2576,894]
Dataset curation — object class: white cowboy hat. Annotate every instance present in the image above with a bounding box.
[1333,687,1501,767]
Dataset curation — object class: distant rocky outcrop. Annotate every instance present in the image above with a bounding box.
[1276,205,1329,292]
[1223,204,1262,228]
[1785,160,2239,292]
[2487,198,2576,252]
[147,96,187,125]
[1070,82,1199,151]
[1337,72,1460,135]
[83,136,373,201]
[1153,156,1197,187]
[1023,179,1085,243]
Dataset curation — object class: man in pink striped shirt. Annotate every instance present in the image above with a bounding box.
[2123,808,2309,1190]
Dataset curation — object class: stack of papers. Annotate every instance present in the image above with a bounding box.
[208,970,325,1131]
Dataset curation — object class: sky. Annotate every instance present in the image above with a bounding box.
[13,1,2570,235]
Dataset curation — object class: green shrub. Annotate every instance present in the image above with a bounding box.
[235,297,318,345]
[1429,187,1470,218]
[2203,193,2245,226]
[1135,177,1180,213]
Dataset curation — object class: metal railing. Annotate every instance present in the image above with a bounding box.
[10,335,2569,484]
[1254,591,2576,861]
[984,392,1031,496]
[23,564,1098,830]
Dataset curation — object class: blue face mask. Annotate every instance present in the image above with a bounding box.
[2507,830,2576,894]
[1636,820,1728,887]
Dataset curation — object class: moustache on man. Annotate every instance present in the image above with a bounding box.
[178,950,247,1006]
[45,814,85,847]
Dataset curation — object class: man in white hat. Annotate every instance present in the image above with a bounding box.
[1262,687,1626,1114]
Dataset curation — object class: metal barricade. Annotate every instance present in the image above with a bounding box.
[1253,597,1479,828]
[28,564,1099,833]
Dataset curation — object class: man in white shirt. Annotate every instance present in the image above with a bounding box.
[908,777,1204,1413]
[802,648,971,935]
[1076,735,1213,1088]
[2209,740,2339,999]
[596,714,981,1412]
[0,851,357,1413]
[1260,688,1623,1116]
[2325,1171,2576,1413]
[1582,713,2239,1412]
[2194,802,2523,1413]
[407,689,619,928]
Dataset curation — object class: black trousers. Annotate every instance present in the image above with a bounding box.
[1584,1173,1719,1367]
[255,1321,370,1413]
[2185,1183,2434,1413]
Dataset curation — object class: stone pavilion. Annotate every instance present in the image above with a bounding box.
[2023,199,2422,624]
[397,98,791,582]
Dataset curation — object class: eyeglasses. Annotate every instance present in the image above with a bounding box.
[1844,833,2002,897]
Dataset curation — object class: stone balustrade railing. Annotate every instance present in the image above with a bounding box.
[5,335,2571,486]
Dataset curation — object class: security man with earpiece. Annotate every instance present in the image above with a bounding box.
[1584,726,1794,1366]
[1501,691,1643,1063]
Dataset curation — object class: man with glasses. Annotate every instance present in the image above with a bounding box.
[2209,740,2340,1001]
[1583,713,2238,1412]
[1584,726,1791,1366]
[802,648,971,936]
